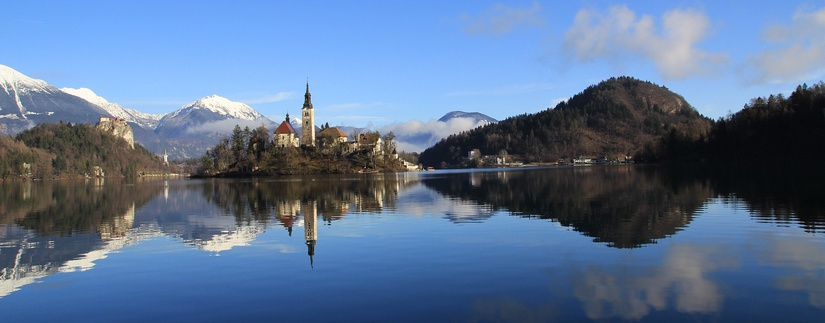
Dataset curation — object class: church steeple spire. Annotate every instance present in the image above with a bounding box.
[303,81,313,110]
[301,81,316,147]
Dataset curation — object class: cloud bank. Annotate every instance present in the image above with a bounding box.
[379,117,490,153]
[748,6,825,83]
[461,2,544,36]
[563,6,726,80]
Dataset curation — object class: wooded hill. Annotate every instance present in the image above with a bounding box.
[1,122,173,179]
[701,82,825,165]
[419,77,712,167]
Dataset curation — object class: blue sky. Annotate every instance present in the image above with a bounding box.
[3,1,824,129]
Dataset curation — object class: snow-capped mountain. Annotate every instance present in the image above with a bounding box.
[437,111,498,124]
[0,64,285,159]
[153,95,275,159]
[0,64,109,134]
[155,94,272,137]
[60,87,164,129]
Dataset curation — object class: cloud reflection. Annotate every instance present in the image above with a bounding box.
[394,184,494,223]
[761,237,825,308]
[573,244,733,320]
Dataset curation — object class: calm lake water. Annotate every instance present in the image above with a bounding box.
[1,165,823,322]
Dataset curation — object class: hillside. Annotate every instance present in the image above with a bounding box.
[702,82,825,165]
[2,122,174,179]
[419,77,712,167]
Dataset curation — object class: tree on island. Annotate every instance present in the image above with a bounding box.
[197,127,407,176]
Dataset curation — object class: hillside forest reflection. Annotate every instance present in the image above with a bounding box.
[1,165,824,316]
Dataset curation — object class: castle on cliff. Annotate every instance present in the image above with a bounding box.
[96,116,134,149]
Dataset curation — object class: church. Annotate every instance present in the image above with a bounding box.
[274,82,321,148]
[272,82,386,156]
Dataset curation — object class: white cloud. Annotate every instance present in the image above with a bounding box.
[460,2,544,36]
[242,91,294,104]
[563,6,726,80]
[747,7,825,83]
[379,117,490,153]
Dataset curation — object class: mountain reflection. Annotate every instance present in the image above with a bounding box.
[421,166,715,248]
[0,179,164,298]
[0,173,422,297]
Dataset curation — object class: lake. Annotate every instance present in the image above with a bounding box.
[1,165,823,322]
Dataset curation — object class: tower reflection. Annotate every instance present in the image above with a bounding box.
[303,200,318,268]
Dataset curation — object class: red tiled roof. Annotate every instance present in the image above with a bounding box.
[319,127,347,138]
[274,121,297,134]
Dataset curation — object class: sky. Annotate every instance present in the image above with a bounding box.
[2,0,825,131]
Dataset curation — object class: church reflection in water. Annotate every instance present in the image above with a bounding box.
[303,200,317,268]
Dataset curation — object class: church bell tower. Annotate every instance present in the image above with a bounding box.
[301,82,315,147]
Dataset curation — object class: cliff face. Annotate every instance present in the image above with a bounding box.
[96,117,134,149]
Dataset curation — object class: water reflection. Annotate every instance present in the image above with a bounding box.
[760,235,825,308]
[710,167,825,234]
[0,165,824,321]
[421,166,715,248]
[574,243,736,320]
[0,179,163,297]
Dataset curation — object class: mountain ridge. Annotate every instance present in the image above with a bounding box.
[0,64,279,159]
[438,111,497,124]
[60,87,164,129]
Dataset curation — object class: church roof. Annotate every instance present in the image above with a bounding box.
[274,120,297,134]
[319,127,347,138]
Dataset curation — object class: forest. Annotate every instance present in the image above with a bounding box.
[0,122,173,180]
[700,82,825,165]
[641,81,825,165]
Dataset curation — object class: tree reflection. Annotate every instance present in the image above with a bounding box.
[199,173,413,226]
[0,178,164,298]
[710,166,825,234]
[1,179,161,236]
[421,166,714,248]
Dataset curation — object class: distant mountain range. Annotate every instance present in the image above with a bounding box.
[0,64,277,159]
[0,64,497,158]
